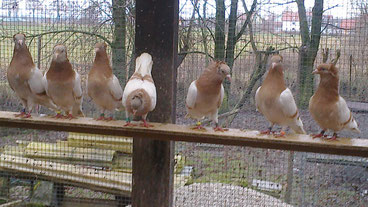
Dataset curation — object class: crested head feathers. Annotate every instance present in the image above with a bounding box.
[313,63,338,78]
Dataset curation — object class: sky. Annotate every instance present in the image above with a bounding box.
[0,0,359,19]
[179,0,357,19]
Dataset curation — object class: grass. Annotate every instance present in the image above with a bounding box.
[183,148,288,198]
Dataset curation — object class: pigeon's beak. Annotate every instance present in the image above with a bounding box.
[226,74,231,82]
[272,62,277,69]
[54,53,59,59]
[18,40,23,45]
[133,109,137,115]
[312,69,319,74]
[94,48,99,53]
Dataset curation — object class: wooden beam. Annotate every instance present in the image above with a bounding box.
[133,0,178,206]
[0,154,131,195]
[0,111,368,158]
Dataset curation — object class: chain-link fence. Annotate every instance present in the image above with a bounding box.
[0,0,367,206]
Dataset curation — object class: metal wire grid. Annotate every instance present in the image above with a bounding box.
[0,0,366,206]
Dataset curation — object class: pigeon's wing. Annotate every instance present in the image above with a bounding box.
[255,86,261,111]
[28,67,45,94]
[217,84,224,108]
[108,75,123,101]
[186,81,197,109]
[72,72,83,100]
[279,88,298,118]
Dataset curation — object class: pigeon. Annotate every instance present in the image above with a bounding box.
[44,44,84,119]
[122,53,156,127]
[185,60,231,132]
[255,54,305,137]
[309,63,360,140]
[7,33,56,118]
[87,43,123,121]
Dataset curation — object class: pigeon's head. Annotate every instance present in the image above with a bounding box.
[13,33,26,48]
[270,54,284,72]
[216,61,231,82]
[94,42,107,53]
[53,44,68,62]
[270,54,283,64]
[313,63,338,78]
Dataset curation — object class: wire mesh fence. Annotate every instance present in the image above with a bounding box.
[0,0,367,206]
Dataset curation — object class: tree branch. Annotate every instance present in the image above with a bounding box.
[177,51,214,60]
[201,109,241,125]
[234,40,251,61]
[18,30,112,46]
[235,0,257,42]
[248,17,258,52]
[323,4,339,13]
[310,0,323,49]
[194,1,215,42]
[296,0,311,45]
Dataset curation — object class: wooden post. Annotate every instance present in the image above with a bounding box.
[132,0,178,207]
[51,183,65,207]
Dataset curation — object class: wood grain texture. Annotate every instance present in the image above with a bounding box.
[0,111,368,157]
[133,0,178,206]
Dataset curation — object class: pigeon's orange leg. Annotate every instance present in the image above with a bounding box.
[312,130,326,139]
[53,111,64,119]
[140,119,154,128]
[124,117,137,127]
[327,133,338,141]
[65,113,76,120]
[96,114,105,121]
[15,109,26,117]
[213,123,228,132]
[260,125,274,135]
[23,112,32,118]
[104,116,114,121]
[191,121,206,131]
[274,130,286,138]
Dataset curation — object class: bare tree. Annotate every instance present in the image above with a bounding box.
[112,0,127,83]
[215,0,226,60]
[296,0,324,108]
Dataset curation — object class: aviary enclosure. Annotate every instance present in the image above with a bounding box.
[0,0,367,206]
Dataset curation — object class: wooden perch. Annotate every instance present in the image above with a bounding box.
[0,111,368,157]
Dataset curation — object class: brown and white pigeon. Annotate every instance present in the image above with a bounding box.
[122,53,156,127]
[44,44,84,119]
[255,54,305,137]
[7,33,56,118]
[87,43,123,121]
[185,61,231,132]
[309,63,360,140]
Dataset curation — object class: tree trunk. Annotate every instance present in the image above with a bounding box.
[296,0,324,108]
[225,0,238,69]
[214,0,225,60]
[112,0,127,83]
[221,0,238,111]
[297,46,317,108]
